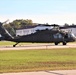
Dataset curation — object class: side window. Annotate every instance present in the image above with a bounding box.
[58,33,62,38]
[53,33,62,39]
[53,34,57,38]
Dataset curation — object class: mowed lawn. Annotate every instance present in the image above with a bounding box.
[0,48,76,73]
[0,41,39,46]
[0,41,76,46]
[0,41,15,46]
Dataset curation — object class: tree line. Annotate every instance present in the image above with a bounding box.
[4,19,36,36]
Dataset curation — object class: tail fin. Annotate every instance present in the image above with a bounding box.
[0,22,14,40]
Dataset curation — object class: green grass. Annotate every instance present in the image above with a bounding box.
[0,48,76,73]
[0,41,15,46]
[0,41,33,46]
[0,41,76,46]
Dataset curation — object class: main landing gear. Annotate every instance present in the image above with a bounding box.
[62,41,67,45]
[54,41,67,45]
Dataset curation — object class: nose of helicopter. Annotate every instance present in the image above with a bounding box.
[71,34,76,42]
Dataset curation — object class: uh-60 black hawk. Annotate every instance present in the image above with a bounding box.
[0,21,76,47]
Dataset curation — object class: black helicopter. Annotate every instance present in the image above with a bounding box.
[0,21,76,47]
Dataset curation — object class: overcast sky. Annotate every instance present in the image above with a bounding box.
[0,0,76,25]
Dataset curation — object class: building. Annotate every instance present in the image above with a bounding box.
[16,24,54,36]
[16,24,76,37]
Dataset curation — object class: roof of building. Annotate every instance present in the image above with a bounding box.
[17,24,59,30]
[60,25,76,29]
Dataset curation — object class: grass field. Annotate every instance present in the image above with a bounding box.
[0,41,41,46]
[0,41,76,47]
[0,41,30,46]
[0,48,76,73]
[0,41,15,46]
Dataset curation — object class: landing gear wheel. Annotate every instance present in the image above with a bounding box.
[55,42,58,45]
[13,45,16,47]
[13,42,19,47]
[63,42,67,45]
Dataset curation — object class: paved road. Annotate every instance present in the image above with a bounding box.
[0,43,76,50]
[0,70,76,75]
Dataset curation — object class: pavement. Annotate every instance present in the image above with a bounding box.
[0,70,76,75]
[0,43,76,50]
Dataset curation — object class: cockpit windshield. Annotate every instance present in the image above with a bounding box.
[68,33,76,39]
[71,33,76,38]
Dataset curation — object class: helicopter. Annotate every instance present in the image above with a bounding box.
[0,21,76,47]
